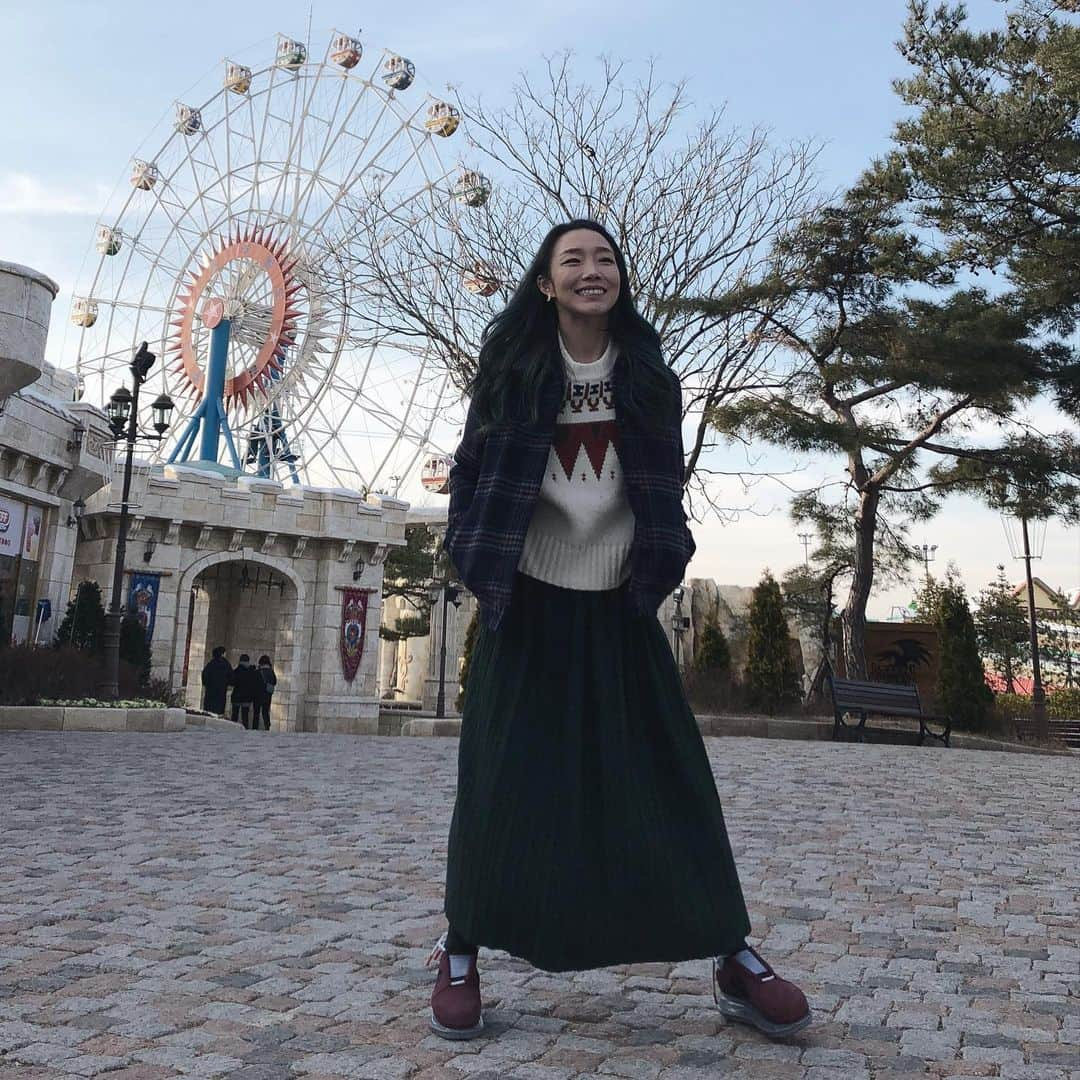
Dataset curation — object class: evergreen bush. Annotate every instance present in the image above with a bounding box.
[935,575,993,732]
[455,605,480,713]
[55,581,106,651]
[745,571,800,714]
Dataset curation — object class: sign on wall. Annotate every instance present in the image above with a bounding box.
[128,571,161,643]
[0,495,27,558]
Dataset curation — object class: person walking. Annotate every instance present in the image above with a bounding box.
[256,654,277,731]
[229,653,264,730]
[200,646,231,715]
[426,220,810,1042]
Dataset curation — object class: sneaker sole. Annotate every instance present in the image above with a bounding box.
[429,1008,485,1040]
[714,991,812,1039]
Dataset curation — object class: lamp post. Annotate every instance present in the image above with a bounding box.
[99,342,173,699]
[671,585,690,672]
[1019,516,1047,739]
[1001,510,1048,740]
[428,529,462,719]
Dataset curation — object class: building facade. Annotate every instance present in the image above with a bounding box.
[0,261,112,649]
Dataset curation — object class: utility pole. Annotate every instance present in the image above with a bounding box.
[917,542,938,582]
[1020,517,1048,740]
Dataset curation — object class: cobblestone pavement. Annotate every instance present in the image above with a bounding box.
[0,732,1076,1080]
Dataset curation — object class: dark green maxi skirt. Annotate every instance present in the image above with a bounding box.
[444,570,751,973]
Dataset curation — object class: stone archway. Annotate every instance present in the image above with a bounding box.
[171,549,307,731]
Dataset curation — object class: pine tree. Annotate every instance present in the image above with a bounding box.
[693,618,731,679]
[455,605,480,713]
[935,572,993,731]
[975,566,1030,694]
[55,581,106,652]
[745,571,800,714]
[664,179,1058,678]
[884,0,1080,335]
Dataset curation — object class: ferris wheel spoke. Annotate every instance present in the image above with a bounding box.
[288,76,390,233]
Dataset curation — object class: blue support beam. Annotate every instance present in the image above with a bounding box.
[166,319,241,471]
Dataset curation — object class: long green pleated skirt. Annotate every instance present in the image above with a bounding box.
[444,570,751,973]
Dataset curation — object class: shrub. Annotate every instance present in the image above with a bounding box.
[143,676,182,707]
[994,688,1080,730]
[0,644,147,705]
[119,614,152,685]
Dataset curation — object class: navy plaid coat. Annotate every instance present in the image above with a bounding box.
[443,352,696,632]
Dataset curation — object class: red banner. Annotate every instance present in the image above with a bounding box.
[340,588,370,682]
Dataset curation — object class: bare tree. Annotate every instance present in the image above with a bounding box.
[340,53,821,522]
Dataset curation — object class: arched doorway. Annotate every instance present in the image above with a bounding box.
[174,553,305,730]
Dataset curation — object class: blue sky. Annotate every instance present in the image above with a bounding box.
[4,0,1075,615]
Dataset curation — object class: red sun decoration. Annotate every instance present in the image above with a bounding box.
[169,226,302,410]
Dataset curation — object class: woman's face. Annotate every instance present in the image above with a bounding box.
[538,229,621,317]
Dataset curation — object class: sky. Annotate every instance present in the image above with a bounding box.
[3,0,1076,617]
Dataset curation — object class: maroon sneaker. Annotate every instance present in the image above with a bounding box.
[426,932,484,1040]
[713,946,811,1038]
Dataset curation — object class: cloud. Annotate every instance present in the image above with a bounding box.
[0,172,112,216]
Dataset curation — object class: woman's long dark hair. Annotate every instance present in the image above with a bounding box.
[465,219,675,433]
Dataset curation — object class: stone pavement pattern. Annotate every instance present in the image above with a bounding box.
[0,732,1076,1080]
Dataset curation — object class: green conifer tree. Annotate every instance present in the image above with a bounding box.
[745,571,800,714]
[454,605,480,713]
[54,581,106,652]
[975,566,1030,694]
[694,617,732,678]
[936,572,993,731]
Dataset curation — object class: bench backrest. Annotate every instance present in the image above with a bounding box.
[827,676,923,717]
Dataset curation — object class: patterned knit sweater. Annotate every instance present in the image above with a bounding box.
[517,335,635,589]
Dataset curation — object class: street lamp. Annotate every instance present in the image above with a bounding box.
[99,342,174,700]
[1002,511,1049,739]
[66,497,86,529]
[671,585,690,671]
[426,527,463,718]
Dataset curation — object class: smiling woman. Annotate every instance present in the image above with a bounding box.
[426,218,811,1043]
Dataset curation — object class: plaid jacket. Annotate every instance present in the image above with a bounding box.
[443,352,696,631]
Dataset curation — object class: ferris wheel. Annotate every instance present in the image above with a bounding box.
[66,30,492,495]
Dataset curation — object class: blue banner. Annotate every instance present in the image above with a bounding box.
[128,572,161,643]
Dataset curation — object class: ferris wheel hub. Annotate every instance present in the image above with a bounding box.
[200,297,225,329]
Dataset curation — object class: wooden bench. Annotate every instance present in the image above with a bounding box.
[826,675,952,747]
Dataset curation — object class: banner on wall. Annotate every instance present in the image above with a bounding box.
[128,571,161,643]
[0,495,27,558]
[340,588,371,682]
[22,505,43,562]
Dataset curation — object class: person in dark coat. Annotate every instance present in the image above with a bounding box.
[256,654,277,731]
[229,654,264,729]
[200,646,231,715]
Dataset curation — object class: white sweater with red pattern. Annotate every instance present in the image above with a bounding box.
[517,335,635,590]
